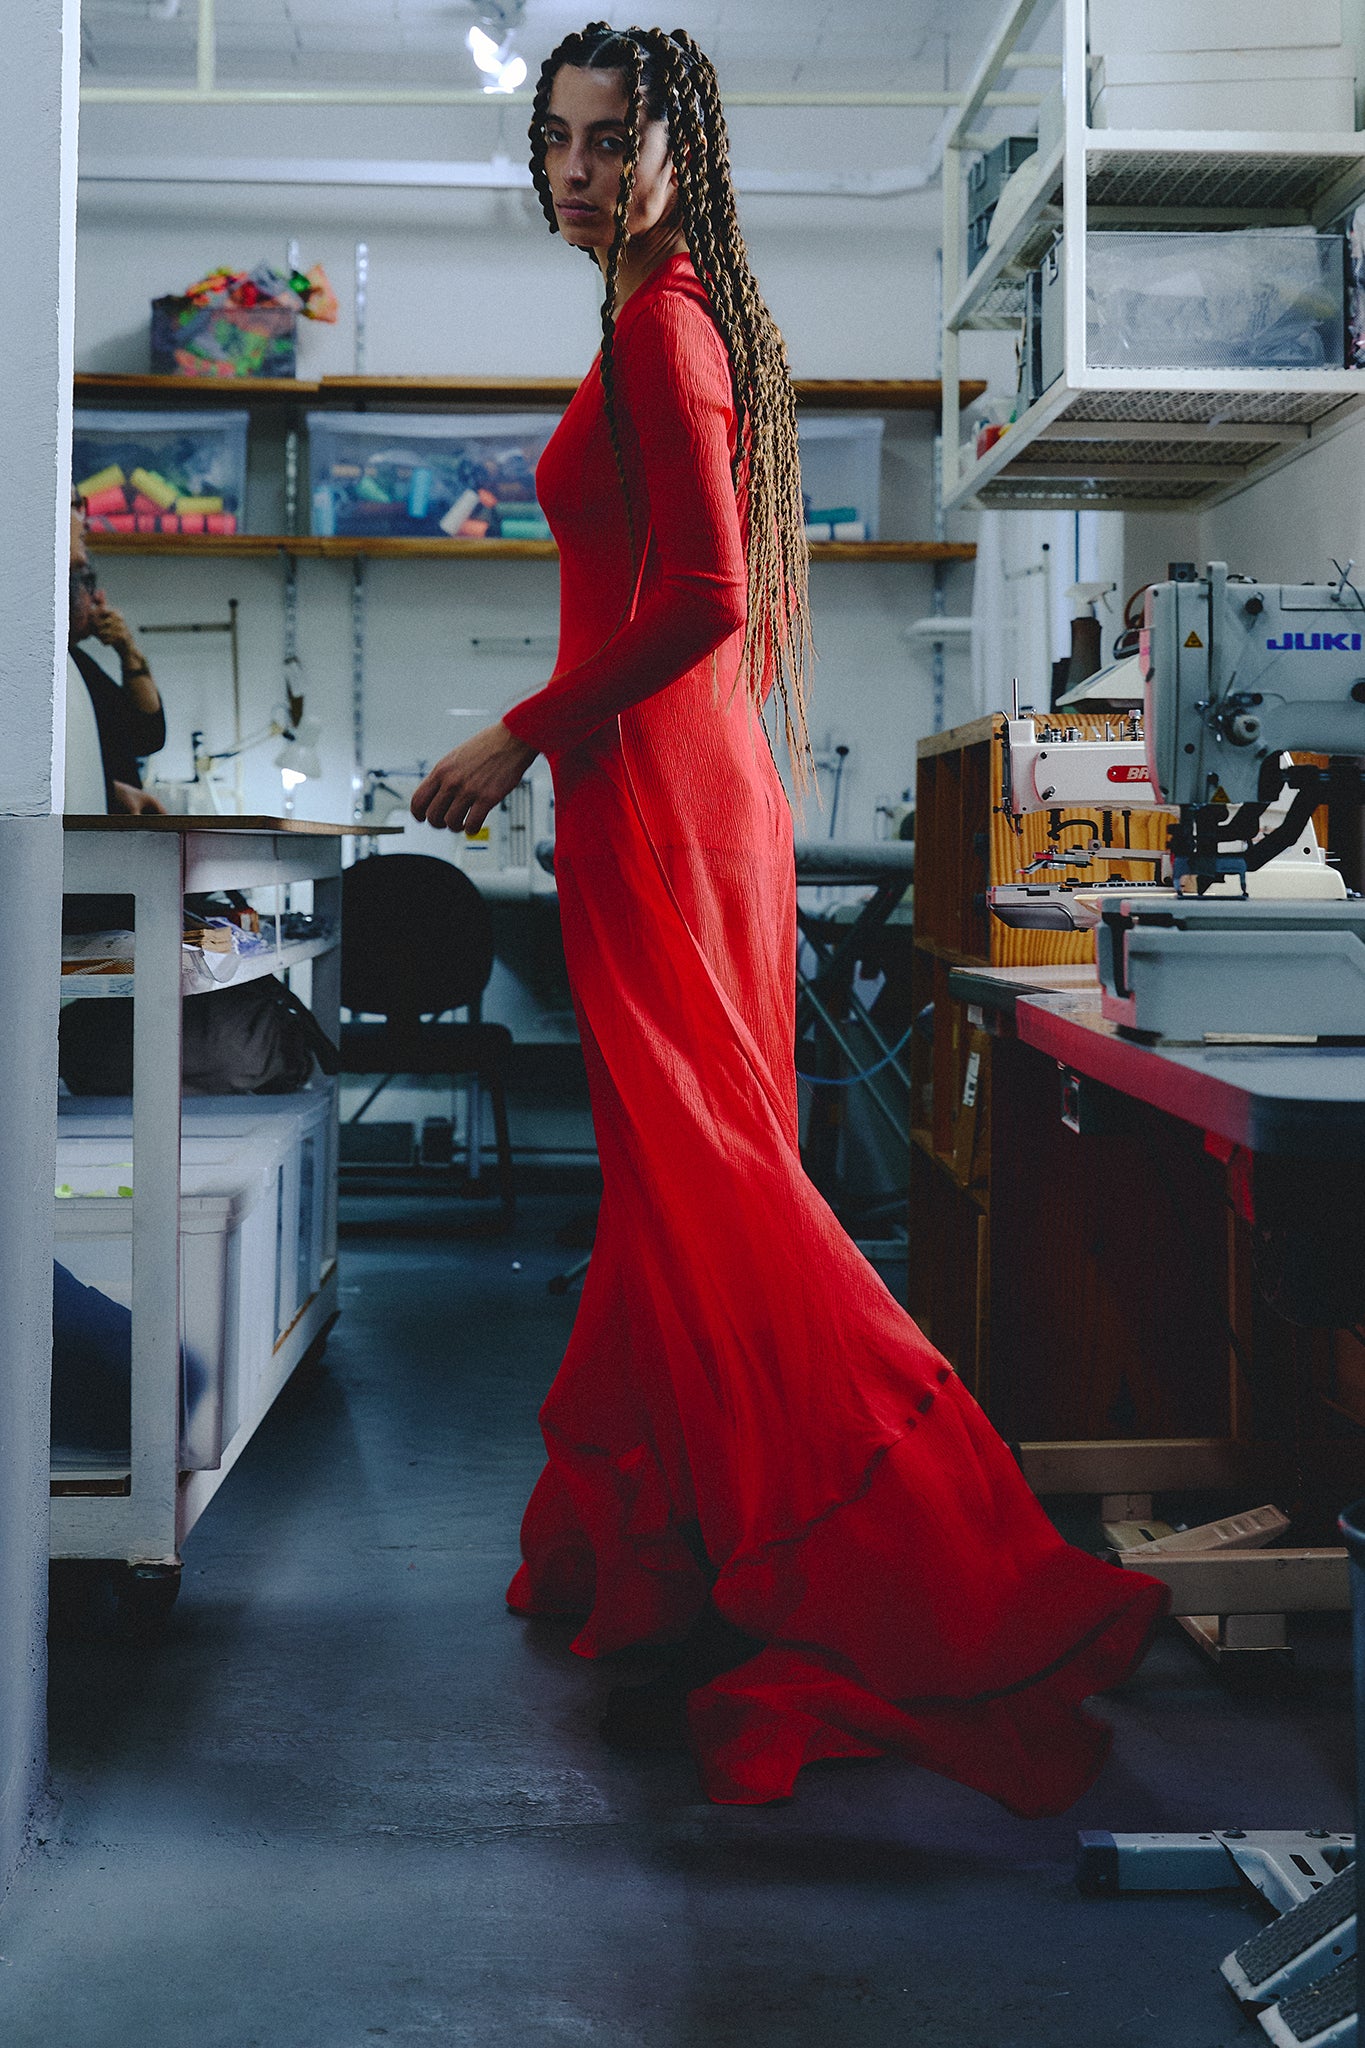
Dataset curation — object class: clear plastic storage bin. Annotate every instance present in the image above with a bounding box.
[53,1130,281,1470]
[72,410,250,537]
[308,412,559,540]
[1086,233,1346,373]
[798,416,884,542]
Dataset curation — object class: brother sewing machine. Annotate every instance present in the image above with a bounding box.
[993,562,1365,1040]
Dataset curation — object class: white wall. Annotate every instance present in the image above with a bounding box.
[1199,416,1365,587]
[1113,414,1365,608]
[73,99,996,845]
[1,0,78,1902]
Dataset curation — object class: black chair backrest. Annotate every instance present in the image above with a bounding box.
[341,854,495,1023]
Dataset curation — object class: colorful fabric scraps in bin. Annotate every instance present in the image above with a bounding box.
[151,262,337,379]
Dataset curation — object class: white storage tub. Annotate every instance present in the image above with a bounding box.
[1090,47,1356,134]
[797,416,884,542]
[173,1086,336,1329]
[58,1080,336,1341]
[53,1132,280,1471]
[1087,0,1343,54]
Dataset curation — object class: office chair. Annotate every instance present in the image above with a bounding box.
[339,853,514,1221]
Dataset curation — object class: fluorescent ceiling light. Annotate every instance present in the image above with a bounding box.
[466,23,525,93]
[467,25,501,75]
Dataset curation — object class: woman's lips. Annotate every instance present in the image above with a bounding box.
[556,201,598,220]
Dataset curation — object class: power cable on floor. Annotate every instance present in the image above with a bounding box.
[795,1019,915,1087]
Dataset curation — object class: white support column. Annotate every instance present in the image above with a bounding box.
[1061,0,1088,387]
[0,0,79,1896]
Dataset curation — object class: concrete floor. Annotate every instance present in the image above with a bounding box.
[0,1190,1355,2048]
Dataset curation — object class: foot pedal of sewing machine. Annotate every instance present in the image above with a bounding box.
[1257,1955,1357,2047]
[1077,1831,1353,1899]
[1109,1509,1325,1671]
[1177,1611,1293,1673]
[1223,1862,1356,2008]
[1105,1503,1291,1559]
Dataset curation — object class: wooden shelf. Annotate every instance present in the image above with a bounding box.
[74,372,319,405]
[86,532,976,564]
[812,541,976,562]
[75,371,987,413]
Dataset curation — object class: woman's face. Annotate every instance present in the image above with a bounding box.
[541,64,677,252]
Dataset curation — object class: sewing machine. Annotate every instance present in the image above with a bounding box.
[993,563,1365,1039]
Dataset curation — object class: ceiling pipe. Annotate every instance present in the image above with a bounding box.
[80,86,1043,108]
[196,0,214,94]
[78,152,939,196]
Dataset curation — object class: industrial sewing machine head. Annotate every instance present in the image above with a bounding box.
[993,562,1365,1040]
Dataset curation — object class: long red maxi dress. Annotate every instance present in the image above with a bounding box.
[501,252,1167,1814]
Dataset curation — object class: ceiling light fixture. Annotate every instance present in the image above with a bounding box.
[466,23,527,94]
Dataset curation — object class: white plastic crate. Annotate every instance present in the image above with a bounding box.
[797,415,884,542]
[53,1131,280,1470]
[1091,47,1356,133]
[72,409,249,538]
[1087,0,1343,54]
[58,1080,335,1339]
[171,1086,335,1327]
[308,412,558,540]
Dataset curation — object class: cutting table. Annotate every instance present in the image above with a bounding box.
[947,963,1364,1667]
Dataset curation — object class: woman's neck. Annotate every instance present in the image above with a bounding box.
[601,223,689,313]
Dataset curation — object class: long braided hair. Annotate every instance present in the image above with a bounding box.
[529,22,814,777]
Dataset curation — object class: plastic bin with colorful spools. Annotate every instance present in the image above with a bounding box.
[73,409,249,538]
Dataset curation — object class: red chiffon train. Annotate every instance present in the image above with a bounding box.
[502,254,1167,1815]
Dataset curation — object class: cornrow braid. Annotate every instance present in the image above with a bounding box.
[528,23,815,779]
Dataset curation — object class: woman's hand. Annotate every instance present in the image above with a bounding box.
[410,721,539,835]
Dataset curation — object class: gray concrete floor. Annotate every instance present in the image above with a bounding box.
[0,1190,1355,2048]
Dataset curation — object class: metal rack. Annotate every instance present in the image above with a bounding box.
[53,819,347,1621]
[941,0,1365,514]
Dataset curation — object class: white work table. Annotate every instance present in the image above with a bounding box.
[55,816,360,1624]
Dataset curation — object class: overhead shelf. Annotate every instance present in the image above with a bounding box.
[956,375,1365,513]
[86,532,976,563]
[74,371,987,412]
[1083,135,1365,218]
[939,0,1365,515]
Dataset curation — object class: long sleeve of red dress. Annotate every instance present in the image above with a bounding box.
[504,253,1168,1817]
[502,287,747,758]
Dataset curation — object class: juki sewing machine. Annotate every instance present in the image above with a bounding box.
[993,562,1365,1040]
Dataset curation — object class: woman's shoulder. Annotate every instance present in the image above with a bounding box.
[616,260,731,393]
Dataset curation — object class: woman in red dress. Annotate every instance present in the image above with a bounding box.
[412,22,1167,1814]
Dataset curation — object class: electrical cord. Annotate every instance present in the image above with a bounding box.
[795,1018,916,1087]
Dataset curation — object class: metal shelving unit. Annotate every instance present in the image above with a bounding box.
[941,0,1365,514]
